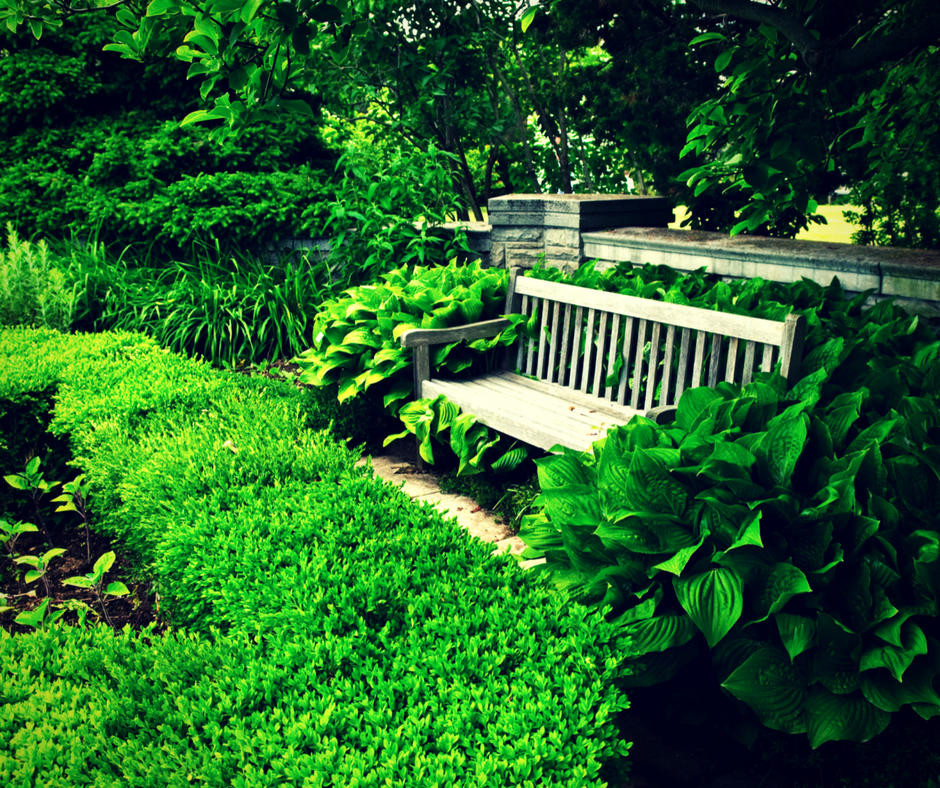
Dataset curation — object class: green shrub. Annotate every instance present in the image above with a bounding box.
[521,279,940,748]
[325,144,469,288]
[0,326,636,787]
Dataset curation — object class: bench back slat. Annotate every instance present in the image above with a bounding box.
[515,276,791,347]
[492,271,805,415]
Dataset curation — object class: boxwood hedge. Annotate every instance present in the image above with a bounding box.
[0,326,634,787]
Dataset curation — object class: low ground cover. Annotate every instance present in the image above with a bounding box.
[0,326,633,787]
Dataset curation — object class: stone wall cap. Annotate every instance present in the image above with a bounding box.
[583,227,940,279]
[488,194,669,215]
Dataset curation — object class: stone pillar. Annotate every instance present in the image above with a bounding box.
[487,194,673,271]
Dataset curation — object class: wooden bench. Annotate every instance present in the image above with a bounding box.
[400,267,806,452]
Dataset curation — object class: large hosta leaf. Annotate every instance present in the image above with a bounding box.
[536,454,590,490]
[749,563,813,623]
[673,566,744,647]
[624,450,689,517]
[776,613,816,662]
[676,387,724,432]
[803,687,890,749]
[757,413,808,487]
[596,515,696,554]
[722,648,808,734]
[862,638,940,713]
[624,612,699,654]
[540,486,602,526]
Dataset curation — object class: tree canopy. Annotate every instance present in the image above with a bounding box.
[2,0,938,246]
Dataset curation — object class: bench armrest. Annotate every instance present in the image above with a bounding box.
[645,405,677,424]
[401,317,512,400]
[399,318,511,348]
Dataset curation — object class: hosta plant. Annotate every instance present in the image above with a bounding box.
[298,260,517,415]
[522,302,940,747]
[386,394,528,476]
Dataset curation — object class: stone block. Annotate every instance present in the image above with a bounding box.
[544,245,583,263]
[490,226,543,243]
[544,228,581,248]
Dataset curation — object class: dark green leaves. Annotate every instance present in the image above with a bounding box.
[674,567,744,647]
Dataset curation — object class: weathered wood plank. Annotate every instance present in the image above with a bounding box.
[631,319,647,410]
[761,343,775,373]
[618,316,635,405]
[676,327,692,400]
[645,321,662,411]
[692,330,707,387]
[568,306,585,390]
[581,308,597,394]
[413,344,430,399]
[592,311,609,398]
[558,303,573,387]
[537,296,551,380]
[743,340,757,385]
[606,313,622,402]
[547,300,563,383]
[707,334,721,387]
[400,318,512,347]
[726,336,740,383]
[515,276,789,345]
[660,324,676,407]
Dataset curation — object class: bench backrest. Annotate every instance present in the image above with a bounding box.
[503,267,806,412]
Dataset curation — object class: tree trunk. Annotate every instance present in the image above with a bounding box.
[629,150,648,195]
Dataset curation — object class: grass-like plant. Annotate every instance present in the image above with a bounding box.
[69,239,334,366]
[0,224,79,330]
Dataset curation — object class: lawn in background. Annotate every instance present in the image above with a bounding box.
[669,204,860,244]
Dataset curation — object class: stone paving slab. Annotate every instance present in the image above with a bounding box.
[357,452,544,568]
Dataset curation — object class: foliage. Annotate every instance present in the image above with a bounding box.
[0,325,636,787]
[298,261,514,413]
[0,224,78,331]
[0,16,337,251]
[324,144,470,288]
[14,547,64,596]
[62,551,130,630]
[676,1,940,243]
[70,240,334,366]
[51,474,91,563]
[521,274,940,747]
[386,394,528,477]
[842,46,940,249]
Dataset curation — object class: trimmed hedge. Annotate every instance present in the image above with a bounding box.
[0,326,634,787]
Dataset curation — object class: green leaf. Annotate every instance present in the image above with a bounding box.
[673,566,744,647]
[722,648,808,734]
[105,581,130,597]
[759,414,807,487]
[624,613,698,654]
[536,454,589,490]
[776,613,817,662]
[520,6,537,32]
[750,563,813,623]
[715,47,737,73]
[803,687,890,748]
[690,31,726,46]
[62,576,94,589]
[625,450,689,517]
[3,474,28,491]
[620,642,700,687]
[862,636,940,713]
[860,621,928,682]
[540,487,602,526]
[676,388,723,432]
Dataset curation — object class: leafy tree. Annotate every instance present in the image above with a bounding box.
[0,12,337,249]
[678,0,940,244]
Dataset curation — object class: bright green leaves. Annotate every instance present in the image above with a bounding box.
[299,261,509,412]
[674,567,744,647]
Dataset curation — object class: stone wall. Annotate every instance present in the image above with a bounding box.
[442,193,940,328]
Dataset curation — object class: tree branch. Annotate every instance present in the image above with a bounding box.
[689,0,940,75]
